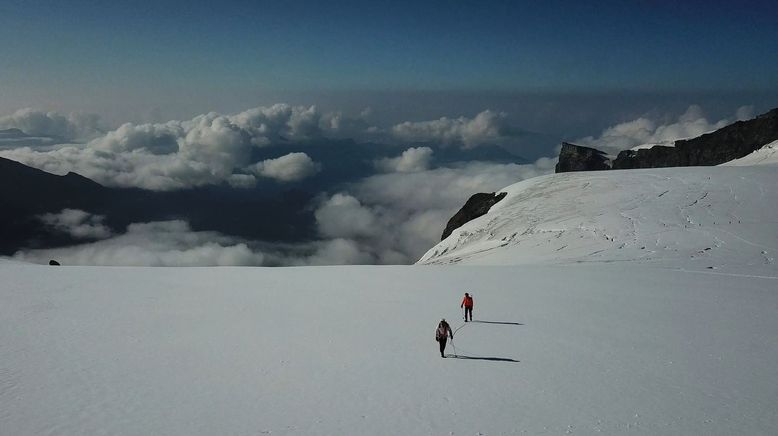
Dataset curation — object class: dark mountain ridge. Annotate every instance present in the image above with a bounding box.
[442,107,778,241]
[556,107,778,172]
[0,157,315,255]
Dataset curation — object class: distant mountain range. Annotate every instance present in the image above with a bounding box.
[0,156,315,255]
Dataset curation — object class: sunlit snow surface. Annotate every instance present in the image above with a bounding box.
[2,145,778,435]
[420,164,777,278]
[722,139,778,167]
[2,264,777,435]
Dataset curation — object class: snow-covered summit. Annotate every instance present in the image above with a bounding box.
[419,158,778,276]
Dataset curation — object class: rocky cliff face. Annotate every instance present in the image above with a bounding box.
[555,142,611,173]
[612,107,778,169]
[441,192,507,240]
[443,108,778,244]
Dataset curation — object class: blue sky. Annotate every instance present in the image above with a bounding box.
[1,0,776,129]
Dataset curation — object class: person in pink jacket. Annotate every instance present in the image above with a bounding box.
[435,318,454,358]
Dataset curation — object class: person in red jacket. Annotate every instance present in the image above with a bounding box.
[461,292,474,322]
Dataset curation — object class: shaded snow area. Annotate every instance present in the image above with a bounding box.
[420,165,778,278]
[1,264,777,435]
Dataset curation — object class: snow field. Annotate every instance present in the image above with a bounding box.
[420,165,778,277]
[1,263,777,435]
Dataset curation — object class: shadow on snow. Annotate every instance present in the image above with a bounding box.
[470,320,523,326]
[446,354,519,363]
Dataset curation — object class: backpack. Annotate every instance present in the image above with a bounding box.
[436,322,449,340]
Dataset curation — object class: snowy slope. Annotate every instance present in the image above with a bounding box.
[419,165,778,276]
[3,149,778,435]
[1,263,777,435]
[721,139,778,167]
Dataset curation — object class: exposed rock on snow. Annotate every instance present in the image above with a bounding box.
[419,164,778,277]
[554,142,611,173]
[553,107,778,173]
[612,107,778,169]
[440,191,507,240]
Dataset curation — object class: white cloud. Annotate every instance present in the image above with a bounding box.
[312,157,557,264]
[226,174,257,189]
[319,108,377,140]
[314,194,378,239]
[38,209,112,239]
[391,110,513,148]
[576,105,743,155]
[230,104,323,143]
[0,106,326,190]
[248,152,321,182]
[14,220,265,266]
[0,108,102,141]
[0,104,540,190]
[375,146,433,173]
[304,238,375,265]
[11,157,557,266]
[11,219,380,267]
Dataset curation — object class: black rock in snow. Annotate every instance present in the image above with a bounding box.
[441,192,507,240]
[555,142,611,173]
[612,107,778,169]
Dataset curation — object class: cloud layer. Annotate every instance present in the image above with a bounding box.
[0,105,332,190]
[249,152,321,182]
[374,146,433,173]
[577,105,754,155]
[38,209,112,239]
[5,103,756,266]
[0,108,102,141]
[15,220,265,266]
[12,152,557,266]
[391,110,516,148]
[312,152,558,264]
[0,105,547,191]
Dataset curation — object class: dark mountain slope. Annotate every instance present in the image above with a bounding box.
[0,157,315,254]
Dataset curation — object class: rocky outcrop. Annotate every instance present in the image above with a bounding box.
[441,192,507,240]
[612,107,778,169]
[553,108,778,172]
[610,145,679,169]
[555,142,611,173]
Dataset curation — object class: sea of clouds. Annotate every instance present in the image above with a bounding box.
[1,104,754,266]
